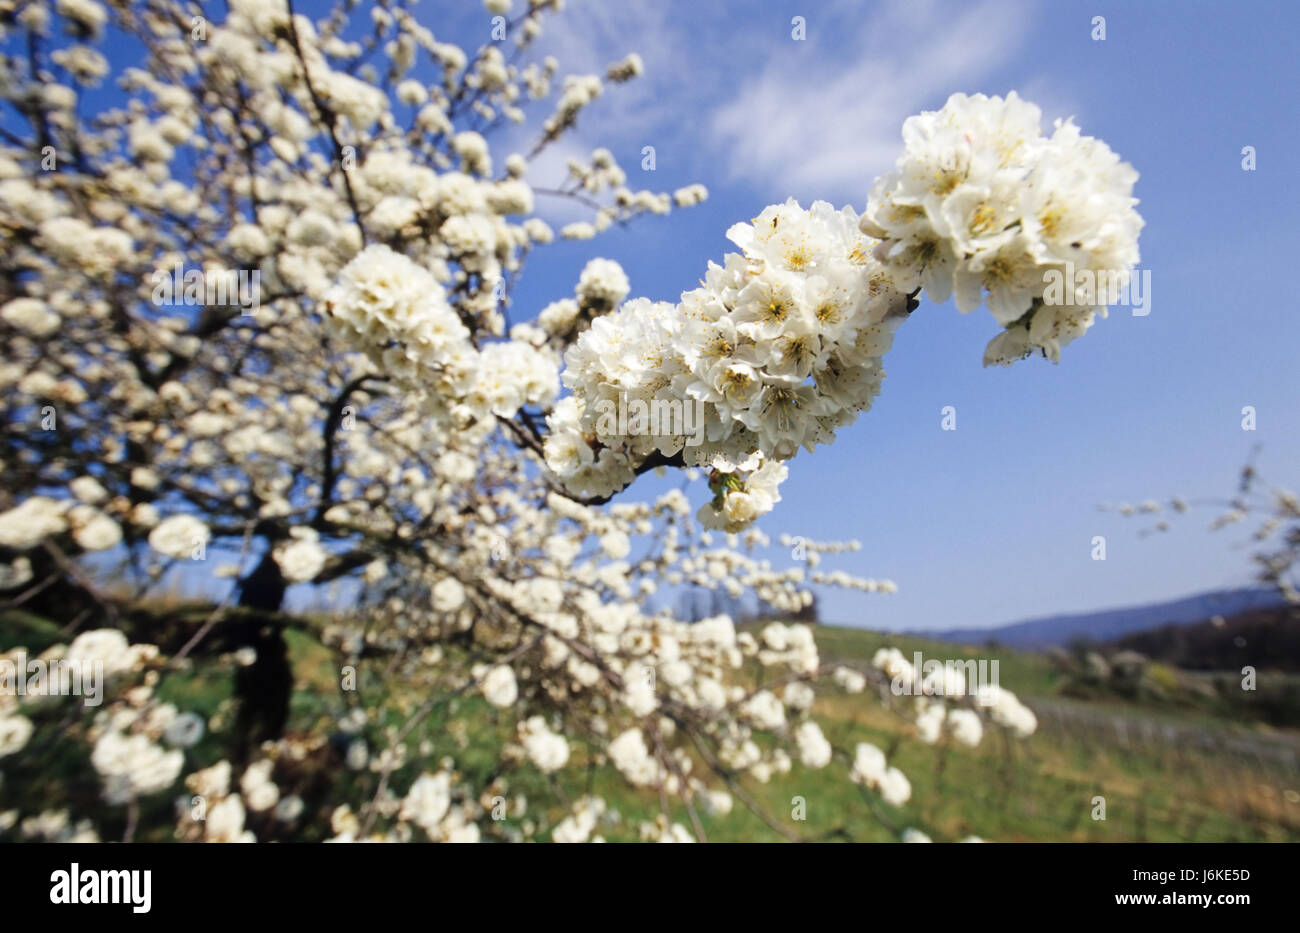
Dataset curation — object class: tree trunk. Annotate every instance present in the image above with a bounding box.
[232,550,292,762]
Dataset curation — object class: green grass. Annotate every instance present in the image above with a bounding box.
[4,611,1298,842]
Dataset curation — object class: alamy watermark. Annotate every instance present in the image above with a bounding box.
[889,652,1001,706]
[50,863,151,913]
[592,392,707,447]
[150,263,261,313]
[0,652,103,707]
[1042,262,1151,316]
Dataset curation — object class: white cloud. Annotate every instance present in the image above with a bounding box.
[706,0,1041,204]
[486,0,1057,225]
[528,0,687,141]
[523,136,596,227]
[499,0,690,224]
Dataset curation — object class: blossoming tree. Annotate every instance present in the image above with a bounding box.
[0,0,1140,842]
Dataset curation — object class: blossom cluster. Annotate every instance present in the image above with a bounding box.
[860,92,1144,365]
[0,629,210,839]
[324,244,559,430]
[546,199,911,527]
[543,96,1142,529]
[871,646,1036,743]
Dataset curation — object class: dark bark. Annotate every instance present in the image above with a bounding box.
[232,550,292,762]
[0,545,107,631]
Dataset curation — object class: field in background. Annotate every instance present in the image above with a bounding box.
[4,610,1298,842]
[805,627,1300,842]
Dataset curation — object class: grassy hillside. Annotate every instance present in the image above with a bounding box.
[786,624,1300,842]
[4,611,1298,842]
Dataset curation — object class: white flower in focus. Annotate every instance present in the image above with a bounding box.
[863,91,1142,366]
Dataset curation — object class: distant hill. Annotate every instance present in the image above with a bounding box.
[1113,605,1300,672]
[919,587,1286,650]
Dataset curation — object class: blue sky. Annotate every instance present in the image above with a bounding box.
[466,0,1300,631]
